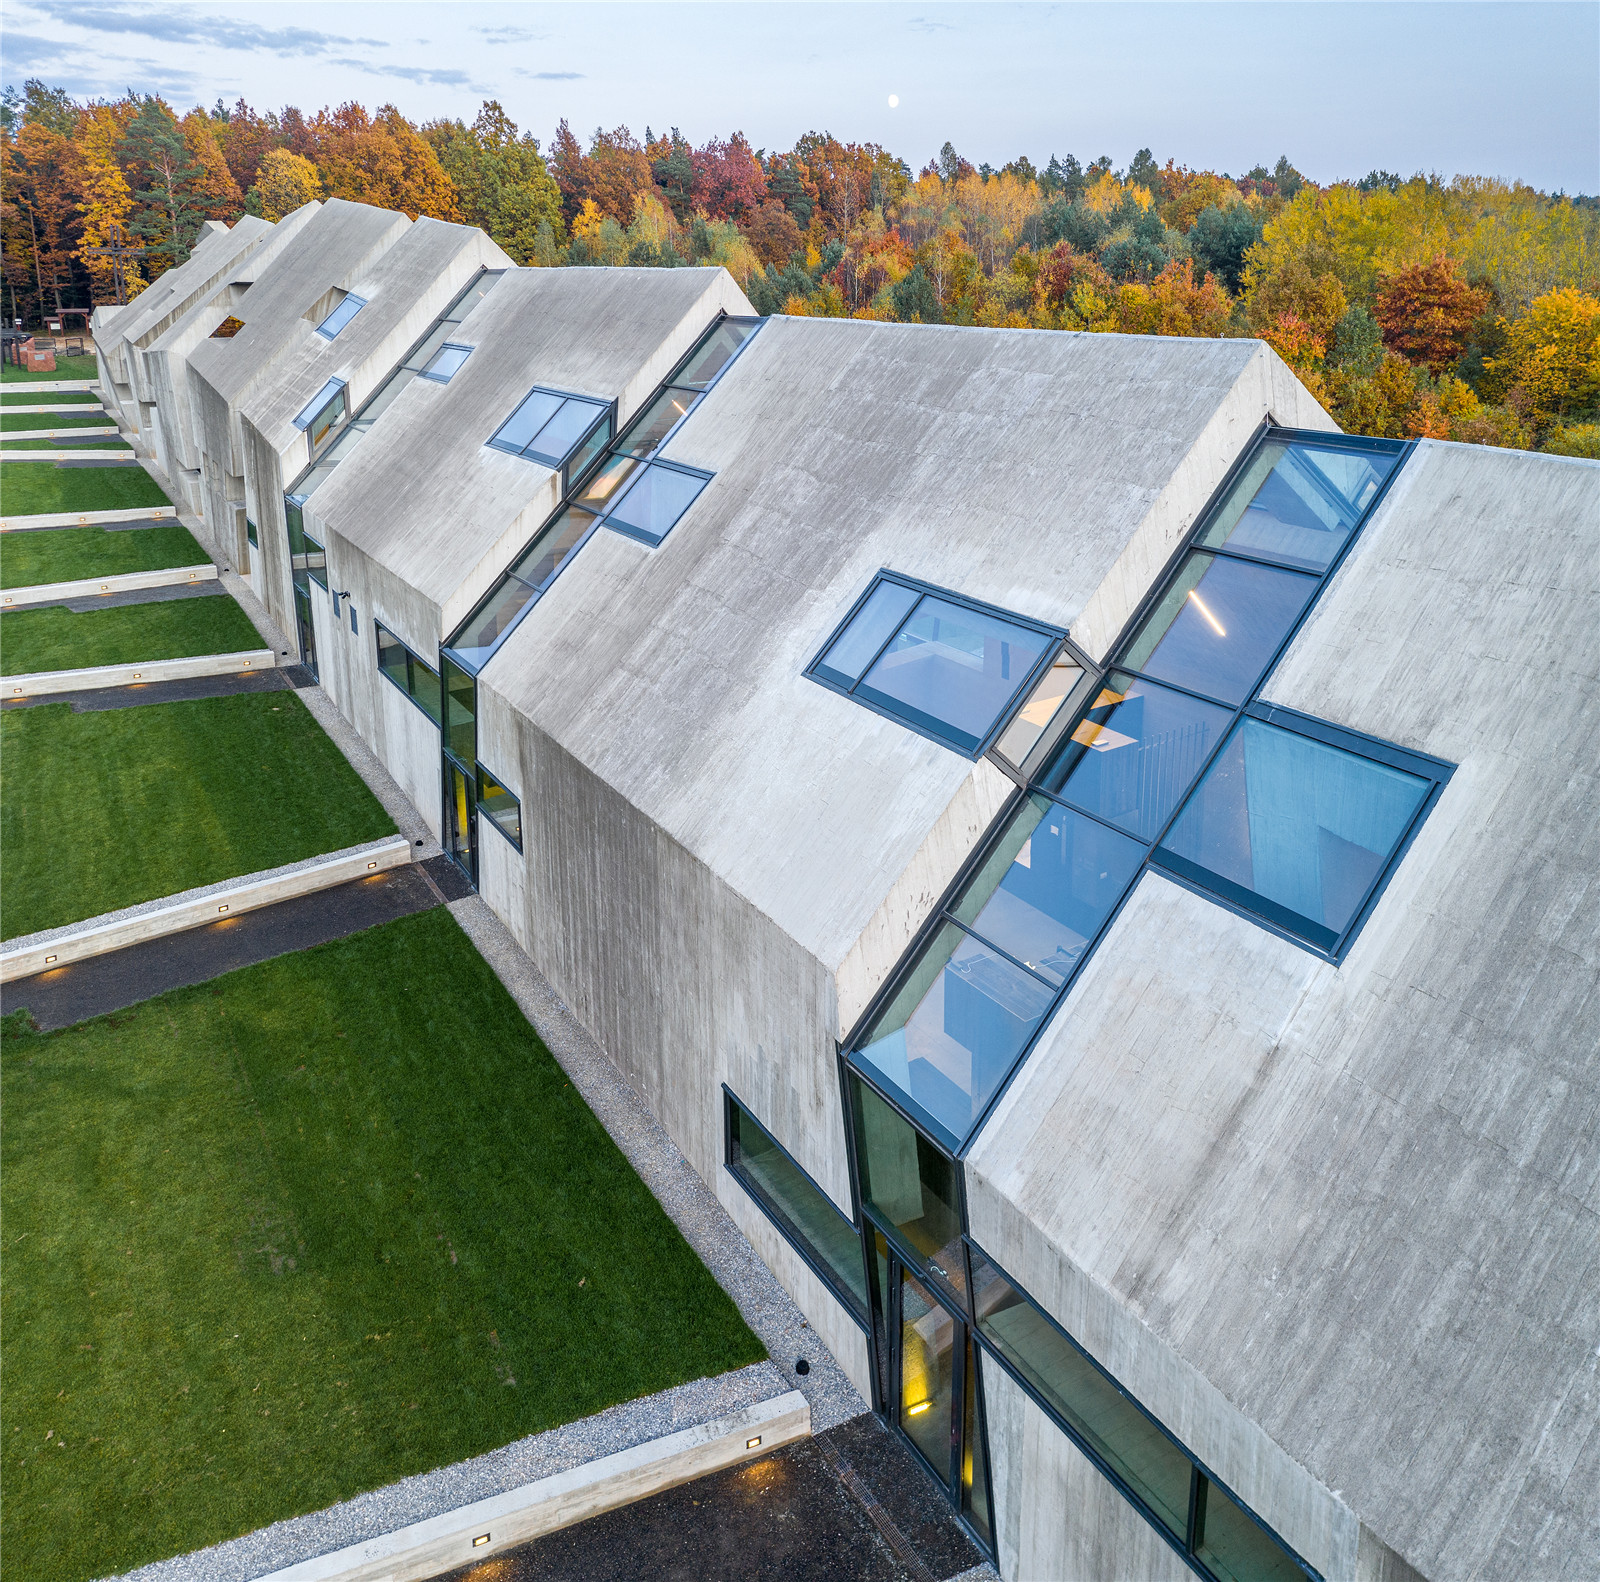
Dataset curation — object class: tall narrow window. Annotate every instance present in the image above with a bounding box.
[477,765,522,849]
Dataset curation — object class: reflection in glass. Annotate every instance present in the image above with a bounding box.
[816,580,921,687]
[900,1270,956,1484]
[1197,439,1401,573]
[857,922,1055,1143]
[402,322,456,374]
[673,316,759,388]
[1158,718,1430,949]
[563,413,612,485]
[442,271,501,322]
[993,649,1083,767]
[306,388,347,452]
[526,397,606,465]
[728,1096,868,1318]
[421,343,471,383]
[1196,1480,1308,1582]
[490,388,563,455]
[376,623,410,694]
[446,758,475,875]
[573,452,641,514]
[355,366,415,423]
[301,532,328,590]
[604,463,709,545]
[1042,673,1231,842]
[962,1334,992,1546]
[953,797,1146,985]
[1121,553,1317,706]
[616,386,698,457]
[859,595,1050,754]
[477,766,522,848]
[442,655,476,766]
[315,292,365,339]
[850,1075,962,1272]
[971,1249,1192,1540]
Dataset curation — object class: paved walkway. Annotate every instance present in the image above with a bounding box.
[437,1412,994,1582]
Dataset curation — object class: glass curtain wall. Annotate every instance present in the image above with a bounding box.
[841,428,1419,1565]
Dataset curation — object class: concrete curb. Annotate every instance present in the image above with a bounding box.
[0,504,175,530]
[0,833,412,982]
[1,425,117,439]
[0,379,97,393]
[0,449,135,460]
[0,404,108,415]
[2,564,215,608]
[5,647,272,698]
[256,1391,810,1582]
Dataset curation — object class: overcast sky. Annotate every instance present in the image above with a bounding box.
[4,1,1596,193]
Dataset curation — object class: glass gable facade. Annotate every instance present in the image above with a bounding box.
[810,572,1064,757]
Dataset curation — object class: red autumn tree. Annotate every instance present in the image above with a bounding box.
[1374,254,1491,375]
[691,133,766,225]
[742,200,804,268]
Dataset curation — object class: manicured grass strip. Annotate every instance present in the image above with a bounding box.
[1,690,395,936]
[0,354,99,384]
[1,523,208,589]
[1,594,264,677]
[0,390,103,406]
[2,412,112,431]
[0,909,763,1582]
[1,439,131,452]
[0,464,170,517]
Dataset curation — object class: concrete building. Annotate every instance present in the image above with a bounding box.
[95,206,1599,1582]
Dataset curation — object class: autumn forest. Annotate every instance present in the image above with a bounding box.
[3,80,1596,456]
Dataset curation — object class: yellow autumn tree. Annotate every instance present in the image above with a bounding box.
[76,101,144,301]
[1483,286,1600,429]
[250,149,321,221]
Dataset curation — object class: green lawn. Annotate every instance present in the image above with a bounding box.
[2,594,264,677]
[2,412,112,432]
[2,690,393,937]
[1,523,208,589]
[0,464,170,518]
[0,908,764,1582]
[0,390,103,407]
[1,439,131,452]
[1,354,99,384]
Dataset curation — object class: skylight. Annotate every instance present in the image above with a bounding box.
[488,387,610,468]
[421,343,472,383]
[315,293,367,340]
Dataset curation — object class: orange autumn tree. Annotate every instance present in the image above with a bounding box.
[313,103,459,220]
[1374,254,1491,374]
[181,110,243,220]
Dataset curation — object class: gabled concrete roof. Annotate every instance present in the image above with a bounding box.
[483,317,1327,1012]
[98,216,275,351]
[186,198,409,409]
[237,215,511,462]
[306,265,750,624]
[965,441,1600,1580]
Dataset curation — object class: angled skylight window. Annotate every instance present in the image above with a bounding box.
[488,386,611,468]
[315,292,367,340]
[420,343,471,383]
[602,460,710,546]
[293,378,348,454]
[809,572,1062,757]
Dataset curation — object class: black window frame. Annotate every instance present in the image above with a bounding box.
[299,529,328,592]
[486,384,613,471]
[475,762,522,851]
[599,456,714,548]
[245,517,258,549]
[806,569,1066,760]
[374,619,442,726]
[293,377,348,458]
[724,1085,870,1329]
[966,1238,1323,1582]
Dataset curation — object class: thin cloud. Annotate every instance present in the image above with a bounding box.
[479,26,545,44]
[0,30,71,69]
[330,59,483,90]
[907,16,955,32]
[513,70,585,81]
[28,1,388,55]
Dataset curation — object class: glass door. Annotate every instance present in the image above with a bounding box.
[293,586,318,679]
[444,757,476,882]
[900,1267,959,1487]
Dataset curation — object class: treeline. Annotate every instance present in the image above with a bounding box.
[3,80,1596,455]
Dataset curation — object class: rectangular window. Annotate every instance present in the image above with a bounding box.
[488,386,610,468]
[969,1244,1318,1581]
[294,378,348,454]
[810,573,1062,758]
[420,342,471,383]
[602,460,710,547]
[476,765,522,849]
[315,292,367,340]
[245,518,258,548]
[726,1091,868,1324]
[848,1073,963,1282]
[442,654,476,767]
[1154,707,1448,958]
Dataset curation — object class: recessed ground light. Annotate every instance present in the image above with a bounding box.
[472,1533,490,1548]
[746,1436,762,1449]
[367,860,378,870]
[795,1359,810,1376]
[44,955,57,965]
[243,660,252,668]
[218,904,229,914]
[12,688,20,695]
[3,597,12,605]
[100,584,109,592]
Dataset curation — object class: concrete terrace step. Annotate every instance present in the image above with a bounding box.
[0,379,99,393]
[2,563,218,609]
[0,405,110,416]
[0,504,176,530]
[2,425,118,438]
[5,647,273,699]
[0,449,135,461]
[0,833,413,981]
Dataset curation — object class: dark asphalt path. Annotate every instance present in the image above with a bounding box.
[1,665,305,712]
[1,857,474,1030]
[436,1412,984,1582]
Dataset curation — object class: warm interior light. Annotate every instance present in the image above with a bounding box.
[1187,588,1226,637]
[472,1533,490,1548]
[746,1436,762,1449]
[907,1401,932,1416]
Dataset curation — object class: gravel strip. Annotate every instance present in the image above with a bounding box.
[112,1361,793,1582]
[447,892,867,1436]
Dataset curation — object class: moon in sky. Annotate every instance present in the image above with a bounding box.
[888,94,899,108]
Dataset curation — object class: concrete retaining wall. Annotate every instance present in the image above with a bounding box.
[2,563,216,608]
[0,449,138,461]
[6,647,273,698]
[0,833,412,981]
[0,504,176,530]
[257,1391,810,1582]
